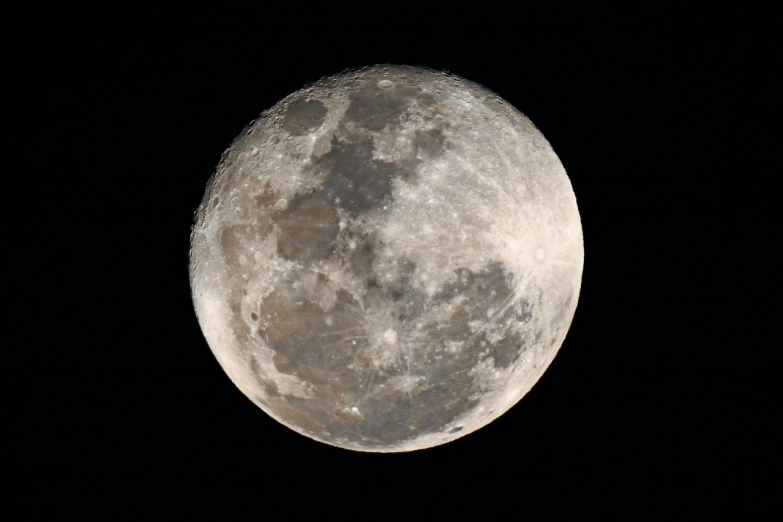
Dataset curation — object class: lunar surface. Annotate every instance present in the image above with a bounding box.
[189,65,583,452]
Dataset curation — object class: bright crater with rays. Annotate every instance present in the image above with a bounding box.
[189,65,584,452]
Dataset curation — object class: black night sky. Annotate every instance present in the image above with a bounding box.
[8,5,774,516]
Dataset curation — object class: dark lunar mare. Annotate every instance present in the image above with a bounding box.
[299,83,449,218]
[240,258,532,447]
[282,99,328,135]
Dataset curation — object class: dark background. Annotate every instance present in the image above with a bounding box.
[8,5,775,515]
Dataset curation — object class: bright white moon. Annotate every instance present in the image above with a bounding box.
[189,65,584,452]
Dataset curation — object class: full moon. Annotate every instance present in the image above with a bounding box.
[189,65,583,452]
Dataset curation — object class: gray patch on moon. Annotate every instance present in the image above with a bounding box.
[310,85,449,216]
[341,230,381,279]
[282,99,328,135]
[272,192,339,263]
[412,127,446,158]
[243,258,530,448]
[315,136,399,217]
[343,82,437,132]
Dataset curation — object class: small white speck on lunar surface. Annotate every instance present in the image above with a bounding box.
[189,64,583,452]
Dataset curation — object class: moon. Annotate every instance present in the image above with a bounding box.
[189,65,583,452]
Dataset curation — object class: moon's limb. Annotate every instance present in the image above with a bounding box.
[189,65,583,452]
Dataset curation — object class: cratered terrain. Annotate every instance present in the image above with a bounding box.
[189,65,584,452]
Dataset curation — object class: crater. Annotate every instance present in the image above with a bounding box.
[377,79,394,89]
[282,99,328,135]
